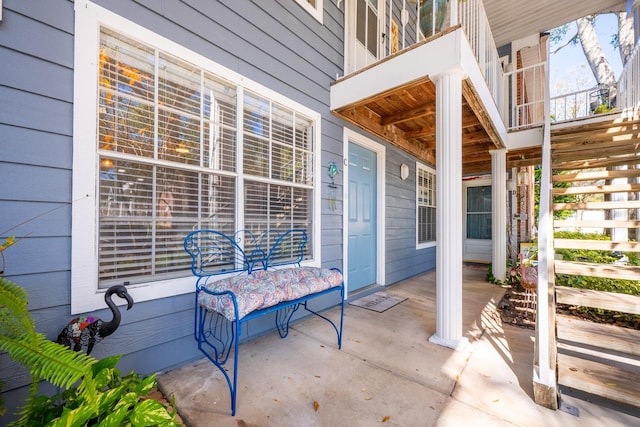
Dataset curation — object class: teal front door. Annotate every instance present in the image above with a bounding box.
[348,142,377,291]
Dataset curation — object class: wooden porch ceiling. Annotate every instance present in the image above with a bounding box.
[505,113,640,171]
[331,76,505,176]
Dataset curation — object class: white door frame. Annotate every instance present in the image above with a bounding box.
[343,128,386,298]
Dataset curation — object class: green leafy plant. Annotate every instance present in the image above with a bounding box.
[554,230,640,295]
[0,277,180,426]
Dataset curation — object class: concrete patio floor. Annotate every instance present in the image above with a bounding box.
[157,266,640,426]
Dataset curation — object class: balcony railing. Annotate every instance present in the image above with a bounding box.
[617,41,640,113]
[505,62,547,130]
[458,0,505,121]
[549,85,613,123]
[374,0,505,118]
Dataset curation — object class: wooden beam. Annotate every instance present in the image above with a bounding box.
[552,145,640,164]
[553,168,640,182]
[554,219,640,228]
[556,286,640,314]
[554,156,640,171]
[558,353,640,408]
[557,315,640,356]
[554,239,640,252]
[462,79,505,149]
[380,103,435,126]
[551,126,640,144]
[552,183,640,196]
[555,261,640,281]
[335,106,427,162]
[554,201,640,210]
[404,112,483,139]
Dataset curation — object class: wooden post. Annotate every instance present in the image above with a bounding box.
[533,51,559,409]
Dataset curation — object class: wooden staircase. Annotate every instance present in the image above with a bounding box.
[549,114,640,408]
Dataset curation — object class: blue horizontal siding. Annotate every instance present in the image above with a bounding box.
[0,86,73,135]
[0,46,73,101]
[0,125,72,169]
[0,0,436,410]
[0,6,74,67]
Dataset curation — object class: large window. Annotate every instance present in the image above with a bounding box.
[72,1,320,313]
[416,163,436,248]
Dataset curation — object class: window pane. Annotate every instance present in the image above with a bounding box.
[243,93,271,178]
[367,6,378,56]
[99,28,155,159]
[244,181,312,257]
[466,185,492,239]
[417,167,436,244]
[294,114,314,185]
[356,0,366,45]
[467,213,492,239]
[99,159,154,285]
[200,173,236,233]
[467,186,491,212]
[203,74,237,172]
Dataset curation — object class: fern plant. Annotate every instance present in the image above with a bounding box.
[1,278,99,422]
[0,278,180,426]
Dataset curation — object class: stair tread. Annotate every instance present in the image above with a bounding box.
[558,352,640,408]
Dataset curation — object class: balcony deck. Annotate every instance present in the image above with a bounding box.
[331,27,506,176]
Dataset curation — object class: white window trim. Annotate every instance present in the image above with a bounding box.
[294,0,324,24]
[72,0,321,314]
[462,177,492,244]
[416,162,436,250]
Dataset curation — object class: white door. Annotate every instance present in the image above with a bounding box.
[345,0,386,74]
[463,180,492,263]
[347,142,377,291]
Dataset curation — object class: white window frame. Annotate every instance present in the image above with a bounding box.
[416,162,436,249]
[72,0,321,314]
[294,0,324,23]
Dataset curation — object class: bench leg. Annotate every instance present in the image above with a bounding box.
[302,301,344,348]
[275,304,300,338]
[195,306,240,415]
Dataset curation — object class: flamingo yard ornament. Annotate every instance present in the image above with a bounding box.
[57,285,134,355]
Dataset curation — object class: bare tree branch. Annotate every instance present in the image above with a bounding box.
[551,31,579,55]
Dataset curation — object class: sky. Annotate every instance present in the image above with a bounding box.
[549,13,624,97]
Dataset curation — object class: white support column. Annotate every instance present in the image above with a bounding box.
[490,149,507,283]
[429,69,468,351]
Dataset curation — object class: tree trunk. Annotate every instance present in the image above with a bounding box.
[576,16,617,92]
[617,12,634,65]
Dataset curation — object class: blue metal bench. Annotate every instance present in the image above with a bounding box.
[183,229,345,415]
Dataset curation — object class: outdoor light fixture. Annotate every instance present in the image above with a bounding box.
[400,163,410,180]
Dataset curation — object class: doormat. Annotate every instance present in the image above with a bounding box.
[349,292,407,313]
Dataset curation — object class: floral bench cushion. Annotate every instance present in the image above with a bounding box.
[197,267,343,321]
